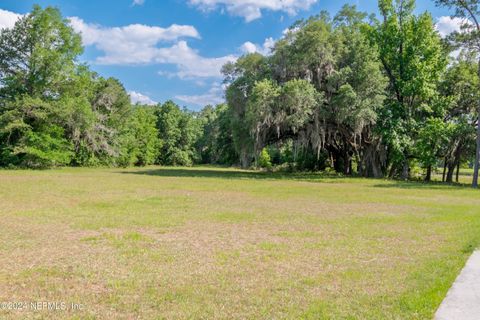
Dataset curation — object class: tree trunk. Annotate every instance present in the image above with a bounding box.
[388,165,396,178]
[473,59,480,188]
[401,159,409,180]
[425,165,432,182]
[474,104,480,188]
[446,162,456,183]
[442,160,447,182]
[357,154,363,176]
[456,161,460,183]
[333,153,342,173]
[361,142,384,178]
[240,148,250,169]
[343,154,350,175]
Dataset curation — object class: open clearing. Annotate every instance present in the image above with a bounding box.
[0,167,479,319]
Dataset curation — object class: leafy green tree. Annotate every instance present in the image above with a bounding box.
[329,6,387,176]
[245,78,319,167]
[155,101,200,166]
[280,79,319,135]
[196,104,237,164]
[0,6,82,167]
[246,79,280,158]
[373,0,447,178]
[212,104,238,164]
[272,12,336,91]
[258,148,272,170]
[225,5,386,175]
[416,118,449,181]
[89,77,131,164]
[0,6,82,99]
[434,0,480,187]
[195,105,217,164]
[0,6,136,168]
[58,72,132,166]
[0,97,73,167]
[223,53,270,167]
[269,6,387,175]
[118,105,160,167]
[439,54,478,182]
[58,67,100,166]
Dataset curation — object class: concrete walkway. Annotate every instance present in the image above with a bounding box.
[435,251,480,320]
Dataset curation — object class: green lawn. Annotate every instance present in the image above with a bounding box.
[431,167,475,185]
[0,166,479,319]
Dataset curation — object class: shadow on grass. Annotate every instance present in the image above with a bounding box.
[120,167,345,182]
[120,166,477,191]
[372,180,473,190]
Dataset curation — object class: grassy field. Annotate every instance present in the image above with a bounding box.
[0,166,479,319]
[431,168,475,185]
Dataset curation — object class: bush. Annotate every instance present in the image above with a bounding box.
[258,148,272,170]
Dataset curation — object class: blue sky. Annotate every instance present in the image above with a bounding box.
[0,0,458,110]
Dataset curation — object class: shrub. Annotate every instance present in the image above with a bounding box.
[258,148,272,170]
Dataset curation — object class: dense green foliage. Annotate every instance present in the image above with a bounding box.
[118,106,159,167]
[0,6,203,168]
[434,0,479,187]
[155,101,200,166]
[374,0,447,179]
[220,1,479,185]
[0,2,479,186]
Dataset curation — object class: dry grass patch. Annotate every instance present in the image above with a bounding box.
[0,166,479,319]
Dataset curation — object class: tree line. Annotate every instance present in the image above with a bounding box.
[0,6,204,169]
[0,1,479,187]
[222,0,480,186]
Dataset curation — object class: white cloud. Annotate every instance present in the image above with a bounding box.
[189,0,317,22]
[283,26,299,35]
[129,91,157,105]
[241,37,275,55]
[436,16,470,38]
[69,17,235,78]
[435,16,475,59]
[155,41,236,78]
[69,16,200,59]
[240,41,258,54]
[132,0,145,6]
[176,82,225,107]
[0,9,22,30]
